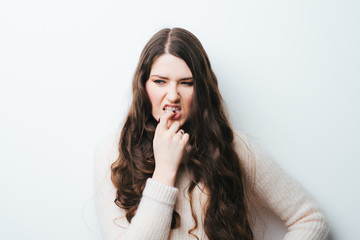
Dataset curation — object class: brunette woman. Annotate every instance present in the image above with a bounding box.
[94,27,329,240]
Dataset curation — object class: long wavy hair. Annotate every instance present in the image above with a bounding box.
[111,27,253,240]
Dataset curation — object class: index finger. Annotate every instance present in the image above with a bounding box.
[157,111,176,130]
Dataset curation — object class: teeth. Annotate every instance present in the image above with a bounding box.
[164,106,180,112]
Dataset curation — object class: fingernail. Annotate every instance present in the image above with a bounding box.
[158,118,160,123]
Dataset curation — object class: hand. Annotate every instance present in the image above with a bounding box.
[152,111,190,186]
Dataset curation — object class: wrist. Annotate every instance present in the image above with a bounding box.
[152,168,177,187]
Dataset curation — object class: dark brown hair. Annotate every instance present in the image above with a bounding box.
[111,27,253,240]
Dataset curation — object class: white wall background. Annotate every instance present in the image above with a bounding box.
[1,0,359,239]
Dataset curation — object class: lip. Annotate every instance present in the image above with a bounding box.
[162,104,182,120]
[171,111,182,119]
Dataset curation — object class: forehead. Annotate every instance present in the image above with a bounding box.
[150,54,192,78]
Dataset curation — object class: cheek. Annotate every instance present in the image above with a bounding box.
[185,89,194,108]
[146,84,162,108]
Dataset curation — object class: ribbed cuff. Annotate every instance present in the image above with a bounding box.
[143,178,179,205]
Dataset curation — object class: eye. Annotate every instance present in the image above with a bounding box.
[153,79,165,84]
[181,81,193,86]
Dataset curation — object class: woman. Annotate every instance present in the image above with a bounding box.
[94,27,329,240]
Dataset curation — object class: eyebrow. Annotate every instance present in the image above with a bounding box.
[150,75,193,81]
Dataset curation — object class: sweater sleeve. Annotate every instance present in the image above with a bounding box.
[234,132,329,240]
[93,135,178,240]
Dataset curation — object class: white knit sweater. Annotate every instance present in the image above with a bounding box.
[94,132,329,240]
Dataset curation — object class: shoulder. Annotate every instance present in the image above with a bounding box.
[233,130,264,160]
[233,130,258,189]
[233,130,280,191]
[93,133,131,239]
[94,133,120,167]
[93,133,120,191]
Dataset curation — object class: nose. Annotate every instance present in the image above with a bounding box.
[166,84,180,102]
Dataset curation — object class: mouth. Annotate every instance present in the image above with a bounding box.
[163,106,181,112]
[163,105,182,119]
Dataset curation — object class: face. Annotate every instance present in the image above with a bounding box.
[145,54,194,126]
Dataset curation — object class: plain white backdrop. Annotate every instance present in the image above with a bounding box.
[0,0,359,239]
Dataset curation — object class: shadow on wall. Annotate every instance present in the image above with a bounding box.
[326,231,336,240]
